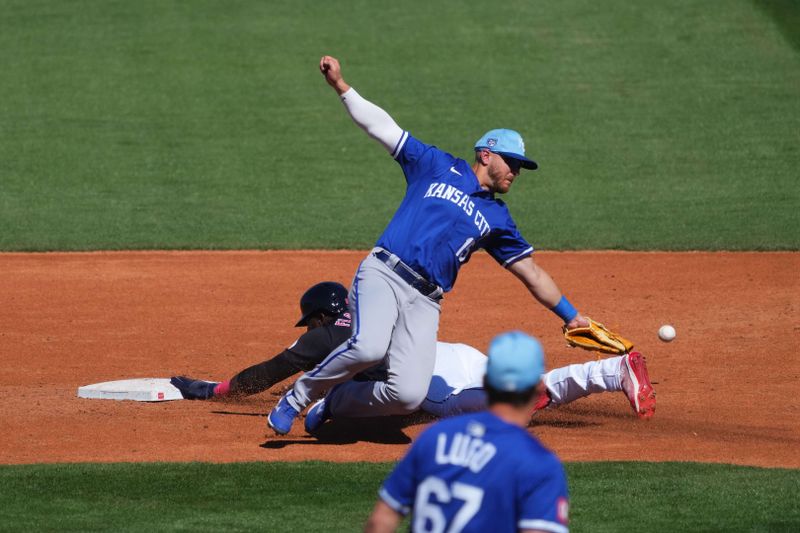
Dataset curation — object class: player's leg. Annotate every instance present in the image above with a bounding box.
[419,342,488,417]
[542,356,623,406]
[325,289,440,417]
[419,354,623,418]
[541,353,656,418]
[288,260,400,408]
[421,388,487,418]
[420,353,656,419]
[619,351,656,418]
[269,258,401,433]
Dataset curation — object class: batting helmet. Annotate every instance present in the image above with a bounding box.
[295,281,349,327]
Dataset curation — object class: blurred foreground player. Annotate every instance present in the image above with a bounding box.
[365,332,570,533]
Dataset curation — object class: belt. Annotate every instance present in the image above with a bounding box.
[373,249,443,301]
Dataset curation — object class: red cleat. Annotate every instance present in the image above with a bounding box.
[533,390,552,411]
[620,351,656,419]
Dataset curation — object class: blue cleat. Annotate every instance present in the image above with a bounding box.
[304,398,332,434]
[267,395,299,435]
[305,385,341,434]
[170,376,218,400]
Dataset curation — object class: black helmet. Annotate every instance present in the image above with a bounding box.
[295,282,349,327]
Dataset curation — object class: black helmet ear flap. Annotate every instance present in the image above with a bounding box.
[295,282,348,327]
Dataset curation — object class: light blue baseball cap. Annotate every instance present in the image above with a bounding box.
[486,331,545,392]
[474,128,538,170]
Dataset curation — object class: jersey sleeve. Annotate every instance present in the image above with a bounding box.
[481,214,534,268]
[378,432,425,515]
[394,133,456,185]
[284,325,345,371]
[516,454,570,533]
[339,88,405,154]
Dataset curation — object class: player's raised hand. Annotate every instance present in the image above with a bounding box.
[319,55,350,95]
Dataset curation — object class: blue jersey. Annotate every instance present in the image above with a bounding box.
[379,411,569,533]
[375,133,534,292]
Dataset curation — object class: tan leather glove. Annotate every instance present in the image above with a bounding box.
[563,318,634,355]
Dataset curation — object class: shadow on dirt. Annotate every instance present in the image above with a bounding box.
[260,415,415,447]
[529,418,603,429]
[256,407,616,448]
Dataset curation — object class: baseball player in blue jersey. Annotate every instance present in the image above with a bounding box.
[366,331,569,533]
[268,55,594,436]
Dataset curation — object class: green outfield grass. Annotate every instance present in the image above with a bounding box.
[1,0,798,251]
[2,1,799,528]
[1,462,798,532]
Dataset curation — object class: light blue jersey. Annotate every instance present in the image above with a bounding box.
[376,133,534,292]
[379,411,569,533]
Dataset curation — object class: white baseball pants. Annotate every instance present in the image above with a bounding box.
[421,354,624,418]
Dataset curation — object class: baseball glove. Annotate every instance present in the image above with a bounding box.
[563,318,634,355]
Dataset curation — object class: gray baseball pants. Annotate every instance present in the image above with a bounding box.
[288,252,441,416]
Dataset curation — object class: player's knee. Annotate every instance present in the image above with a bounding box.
[348,335,390,364]
[386,383,427,413]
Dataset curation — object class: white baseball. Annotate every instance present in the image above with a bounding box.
[658,324,676,342]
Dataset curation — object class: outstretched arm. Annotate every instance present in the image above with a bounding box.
[228,353,300,396]
[320,55,404,154]
[507,256,588,329]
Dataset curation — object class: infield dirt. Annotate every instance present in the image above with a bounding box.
[1,251,798,467]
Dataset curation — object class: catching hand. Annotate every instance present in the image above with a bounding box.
[563,318,634,355]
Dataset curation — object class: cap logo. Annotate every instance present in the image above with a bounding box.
[502,378,516,391]
[487,138,497,147]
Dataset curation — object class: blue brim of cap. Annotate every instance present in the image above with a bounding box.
[494,151,538,170]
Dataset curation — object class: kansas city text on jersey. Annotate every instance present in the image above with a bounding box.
[423,182,492,237]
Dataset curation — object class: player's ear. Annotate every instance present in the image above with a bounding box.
[306,313,324,330]
[475,149,491,166]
